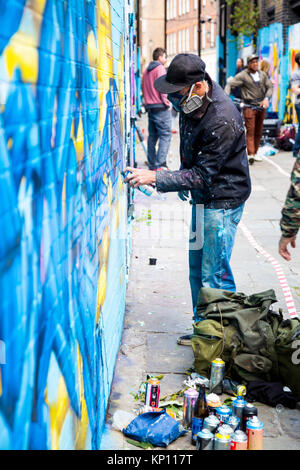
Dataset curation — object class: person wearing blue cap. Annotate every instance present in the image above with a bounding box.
[125,54,251,346]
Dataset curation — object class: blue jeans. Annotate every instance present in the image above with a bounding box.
[147,109,172,169]
[293,104,300,157]
[189,203,244,322]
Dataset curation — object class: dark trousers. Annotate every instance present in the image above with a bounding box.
[147,109,172,169]
[293,104,300,156]
[243,107,266,155]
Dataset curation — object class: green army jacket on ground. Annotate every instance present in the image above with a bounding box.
[280,154,300,238]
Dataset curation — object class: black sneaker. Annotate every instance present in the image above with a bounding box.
[177,334,192,346]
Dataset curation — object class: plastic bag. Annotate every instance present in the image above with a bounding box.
[258,145,278,157]
[112,410,136,431]
[122,410,186,447]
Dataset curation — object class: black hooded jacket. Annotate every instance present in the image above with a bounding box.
[155,77,251,209]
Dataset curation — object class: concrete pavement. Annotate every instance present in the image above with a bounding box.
[101,113,300,451]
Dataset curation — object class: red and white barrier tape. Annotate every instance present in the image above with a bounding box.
[239,221,298,318]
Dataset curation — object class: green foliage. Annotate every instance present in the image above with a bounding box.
[226,0,259,42]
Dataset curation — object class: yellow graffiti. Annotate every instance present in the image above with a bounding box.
[48,376,70,450]
[118,38,125,131]
[5,33,38,83]
[97,0,113,132]
[74,344,89,450]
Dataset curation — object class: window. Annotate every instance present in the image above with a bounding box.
[194,0,197,9]
[194,25,198,51]
[211,22,214,47]
[266,6,275,23]
[186,0,190,12]
[179,0,182,15]
[186,28,190,51]
[202,22,206,49]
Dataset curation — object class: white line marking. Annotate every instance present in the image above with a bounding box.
[262,156,291,178]
[239,221,298,318]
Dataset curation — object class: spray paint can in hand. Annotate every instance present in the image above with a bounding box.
[210,358,225,395]
[246,416,264,450]
[122,170,156,197]
[183,388,199,429]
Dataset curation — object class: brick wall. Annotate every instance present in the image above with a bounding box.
[138,0,165,72]
[0,0,135,450]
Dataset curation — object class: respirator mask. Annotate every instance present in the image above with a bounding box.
[168,83,210,115]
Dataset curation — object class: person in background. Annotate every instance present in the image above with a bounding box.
[291,52,300,158]
[232,58,245,101]
[260,59,271,77]
[225,54,273,165]
[279,153,300,261]
[142,47,172,170]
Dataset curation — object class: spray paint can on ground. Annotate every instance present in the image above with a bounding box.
[145,378,160,408]
[232,397,247,424]
[222,378,247,397]
[246,416,264,450]
[216,405,232,425]
[206,393,222,415]
[182,388,199,429]
[203,414,220,433]
[210,358,225,394]
[217,424,235,439]
[225,415,240,432]
[196,429,214,450]
[214,432,231,450]
[242,403,258,432]
[231,430,248,450]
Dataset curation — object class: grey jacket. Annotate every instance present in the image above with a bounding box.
[225,69,273,105]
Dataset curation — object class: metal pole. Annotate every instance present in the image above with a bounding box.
[198,0,201,57]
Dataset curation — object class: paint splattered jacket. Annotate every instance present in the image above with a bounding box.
[155,79,251,209]
[280,155,300,238]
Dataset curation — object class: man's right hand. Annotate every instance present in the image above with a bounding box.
[178,190,189,201]
[279,235,297,261]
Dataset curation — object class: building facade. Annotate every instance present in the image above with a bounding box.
[217,0,300,123]
[137,0,166,72]
[166,0,218,79]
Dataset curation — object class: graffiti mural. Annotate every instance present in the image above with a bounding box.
[258,23,286,118]
[0,0,134,450]
[283,23,300,124]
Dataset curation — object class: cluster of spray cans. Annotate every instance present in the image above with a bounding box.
[197,399,264,450]
[183,358,264,450]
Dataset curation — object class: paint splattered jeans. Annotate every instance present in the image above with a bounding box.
[189,203,244,322]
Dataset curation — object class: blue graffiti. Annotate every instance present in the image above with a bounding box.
[0,0,127,450]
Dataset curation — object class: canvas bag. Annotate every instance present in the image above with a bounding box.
[191,288,280,383]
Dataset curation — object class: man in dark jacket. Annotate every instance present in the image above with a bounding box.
[142,47,172,170]
[126,54,251,345]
